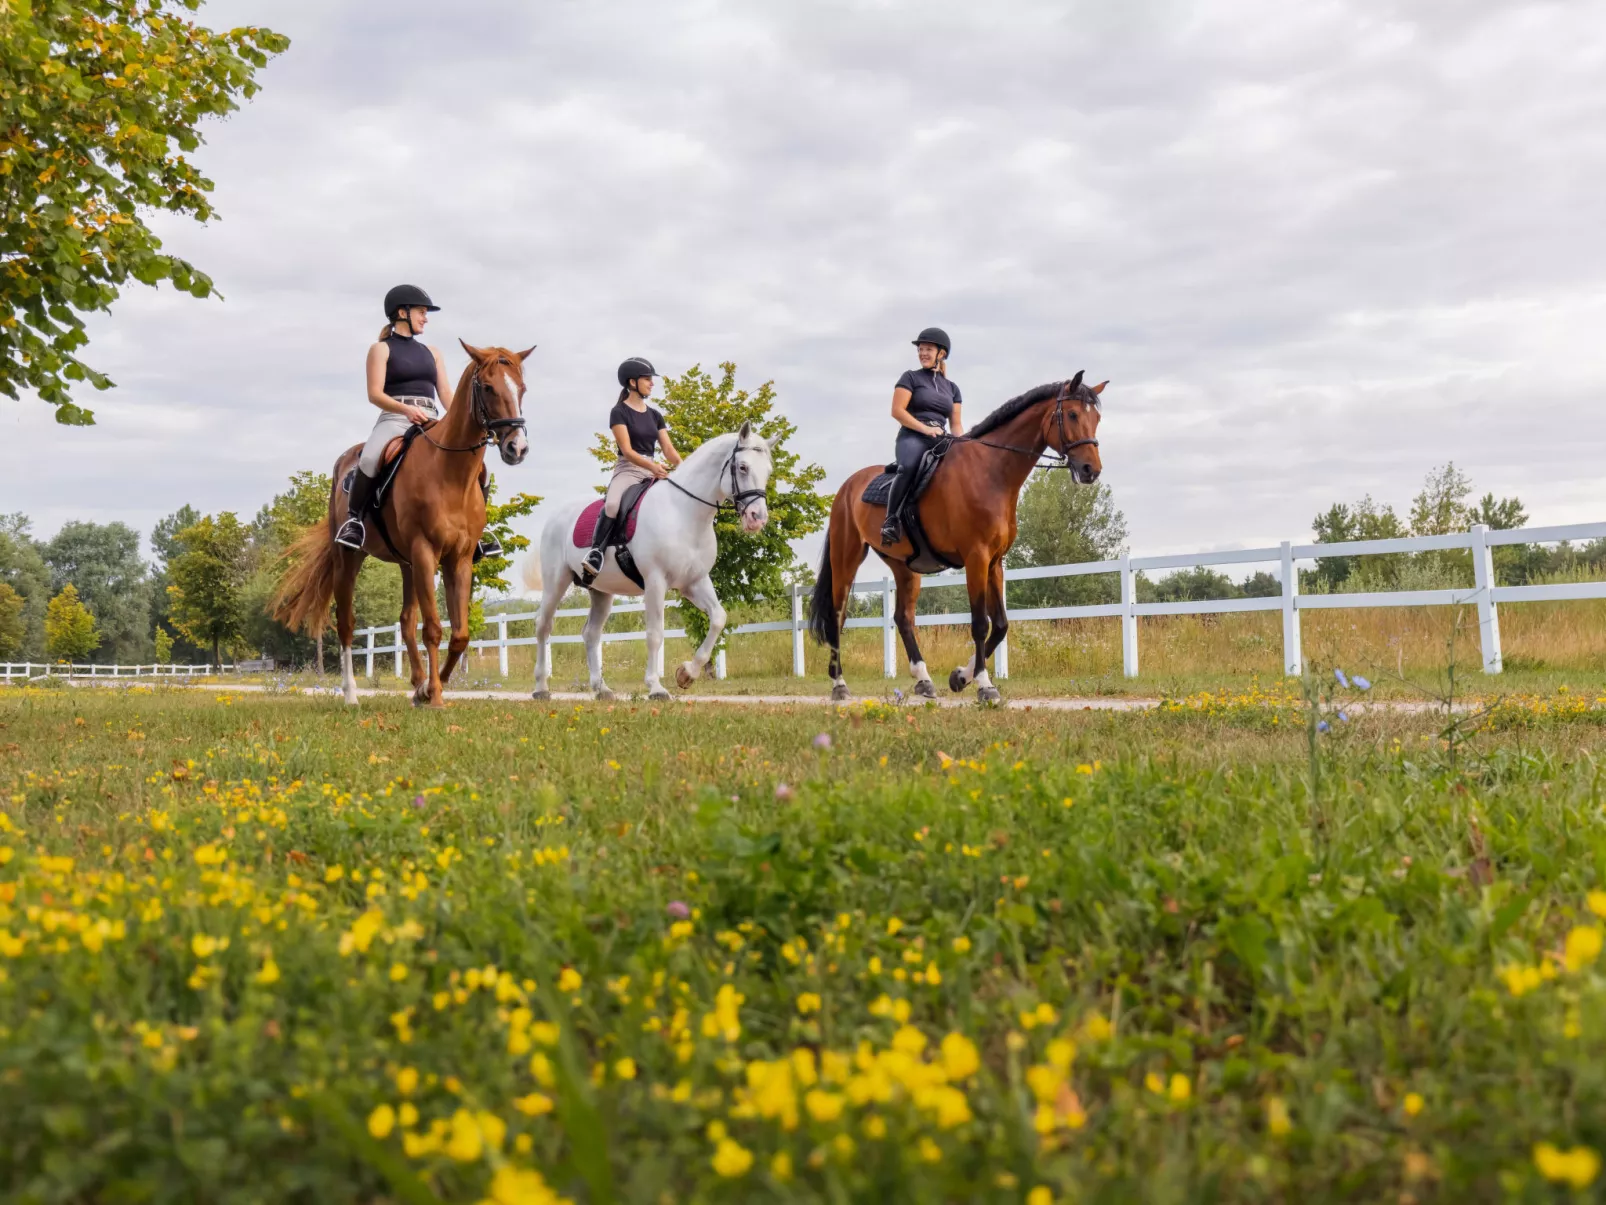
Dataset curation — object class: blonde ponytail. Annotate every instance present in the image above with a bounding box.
[378,324,393,342]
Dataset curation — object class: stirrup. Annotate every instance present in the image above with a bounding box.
[334,517,366,550]
[473,535,502,564]
[880,517,902,546]
[579,546,605,583]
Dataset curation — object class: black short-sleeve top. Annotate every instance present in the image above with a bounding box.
[609,401,668,458]
[896,368,962,429]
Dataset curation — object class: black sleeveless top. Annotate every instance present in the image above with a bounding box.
[383,333,437,400]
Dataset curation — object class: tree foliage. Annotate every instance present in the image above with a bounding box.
[42,519,150,661]
[590,363,828,645]
[165,511,248,667]
[0,580,24,657]
[153,624,172,664]
[1006,473,1128,608]
[0,0,289,423]
[0,513,50,657]
[476,477,541,595]
[44,581,98,660]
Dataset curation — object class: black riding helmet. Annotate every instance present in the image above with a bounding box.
[384,284,440,322]
[912,327,951,356]
[617,357,658,388]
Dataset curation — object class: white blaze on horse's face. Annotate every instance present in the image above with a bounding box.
[733,439,772,533]
[498,368,528,465]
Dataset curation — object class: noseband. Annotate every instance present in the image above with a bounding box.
[666,442,768,520]
[418,372,527,453]
[966,389,1098,471]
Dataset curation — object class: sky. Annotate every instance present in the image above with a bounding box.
[6,0,1604,584]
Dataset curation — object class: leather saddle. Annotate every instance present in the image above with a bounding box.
[861,438,961,576]
[339,425,490,566]
[570,479,658,589]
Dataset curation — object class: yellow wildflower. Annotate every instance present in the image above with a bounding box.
[796,992,822,1015]
[513,1092,554,1116]
[557,967,582,993]
[395,1066,419,1095]
[1589,890,1606,919]
[1168,1073,1192,1103]
[711,1137,754,1178]
[614,1057,637,1081]
[1266,1096,1292,1136]
[806,1090,845,1123]
[367,1104,396,1139]
[940,1032,980,1081]
[256,958,281,985]
[1534,1142,1600,1189]
[1027,1189,1054,1205]
[531,1021,560,1047]
[1563,925,1602,973]
[771,1150,793,1181]
[1403,1092,1423,1117]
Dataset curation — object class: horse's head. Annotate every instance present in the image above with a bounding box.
[1044,370,1106,484]
[460,340,534,466]
[728,421,772,534]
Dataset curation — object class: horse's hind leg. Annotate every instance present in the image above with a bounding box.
[949,552,994,700]
[975,556,1007,704]
[674,574,724,690]
[532,571,563,700]
[399,571,424,695]
[583,589,615,700]
[641,574,671,701]
[827,534,865,703]
[335,553,363,706]
[409,544,445,708]
[437,554,472,688]
[890,563,935,699]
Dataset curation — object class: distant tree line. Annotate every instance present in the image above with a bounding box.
[0,474,536,668]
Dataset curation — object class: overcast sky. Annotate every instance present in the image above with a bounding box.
[6,0,1603,581]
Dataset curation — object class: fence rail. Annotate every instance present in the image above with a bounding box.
[353,520,1606,682]
[7,520,1601,687]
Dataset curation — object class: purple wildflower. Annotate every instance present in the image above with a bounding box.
[666,900,690,920]
[774,782,795,801]
[813,732,832,751]
[1334,668,1350,689]
[1352,675,1371,691]
[1317,720,1331,733]
[412,794,426,809]
[1337,711,1349,723]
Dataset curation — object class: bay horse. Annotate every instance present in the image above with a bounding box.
[808,372,1105,703]
[524,425,772,700]
[272,341,532,707]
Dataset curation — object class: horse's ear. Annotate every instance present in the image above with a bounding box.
[459,340,487,361]
[1067,370,1085,393]
[1091,379,1108,396]
[739,420,752,440]
[516,346,536,362]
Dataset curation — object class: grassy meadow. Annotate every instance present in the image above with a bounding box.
[2,681,1606,1202]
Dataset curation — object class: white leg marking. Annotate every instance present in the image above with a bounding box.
[954,663,974,686]
[974,669,994,692]
[341,647,358,706]
[911,660,932,683]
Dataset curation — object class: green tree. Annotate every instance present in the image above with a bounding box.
[0,581,25,657]
[44,582,99,660]
[149,503,203,661]
[1005,473,1127,608]
[1409,462,1474,537]
[590,362,828,645]
[1470,491,1541,585]
[1138,566,1244,604]
[1309,496,1408,591]
[0,514,50,657]
[153,625,173,664]
[0,2,288,423]
[166,512,248,669]
[42,520,151,661]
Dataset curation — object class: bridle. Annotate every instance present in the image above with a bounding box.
[965,386,1098,472]
[666,440,769,521]
[417,370,528,453]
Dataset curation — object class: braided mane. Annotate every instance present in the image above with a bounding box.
[965,381,1066,440]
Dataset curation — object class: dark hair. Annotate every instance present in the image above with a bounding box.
[617,386,630,404]
[378,323,394,342]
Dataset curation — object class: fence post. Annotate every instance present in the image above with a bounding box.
[714,648,727,680]
[1280,540,1302,676]
[498,618,509,678]
[995,574,1009,679]
[1120,555,1139,678]
[394,623,403,677]
[882,578,895,678]
[791,583,805,678]
[1471,523,1503,674]
[364,627,374,679]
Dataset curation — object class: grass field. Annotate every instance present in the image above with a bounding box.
[3,680,1606,1202]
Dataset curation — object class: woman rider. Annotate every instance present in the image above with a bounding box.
[882,326,964,545]
[335,285,499,559]
[580,357,683,583]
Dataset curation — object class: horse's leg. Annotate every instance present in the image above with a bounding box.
[827,517,868,703]
[335,552,362,706]
[532,570,564,700]
[584,589,616,700]
[409,546,445,708]
[975,556,1007,704]
[437,554,472,688]
[399,571,425,695]
[889,562,935,699]
[948,552,993,699]
[642,574,672,701]
[674,574,724,690]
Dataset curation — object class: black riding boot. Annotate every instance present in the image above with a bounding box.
[580,512,617,584]
[473,469,501,563]
[880,470,909,545]
[335,470,376,550]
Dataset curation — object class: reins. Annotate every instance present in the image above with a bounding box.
[962,389,1097,471]
[416,375,527,453]
[664,442,768,519]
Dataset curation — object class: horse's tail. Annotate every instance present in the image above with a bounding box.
[520,550,543,597]
[270,522,340,639]
[807,523,837,647]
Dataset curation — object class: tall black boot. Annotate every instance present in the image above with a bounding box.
[880,470,908,545]
[335,470,376,550]
[474,469,501,563]
[580,512,616,584]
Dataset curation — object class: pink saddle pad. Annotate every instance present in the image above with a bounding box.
[572,489,651,548]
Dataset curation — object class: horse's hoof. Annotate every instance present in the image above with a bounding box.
[595,689,616,702]
[977,686,1003,705]
[948,668,970,693]
[831,684,851,702]
[649,688,672,702]
[914,679,937,699]
[532,690,550,701]
[675,663,695,690]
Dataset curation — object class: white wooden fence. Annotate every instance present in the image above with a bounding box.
[343,520,1606,682]
[0,662,230,682]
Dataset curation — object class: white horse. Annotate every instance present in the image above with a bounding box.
[525,424,772,700]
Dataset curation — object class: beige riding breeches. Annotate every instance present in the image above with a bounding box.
[604,461,656,517]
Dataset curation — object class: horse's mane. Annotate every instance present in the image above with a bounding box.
[675,430,741,472]
[965,381,1066,440]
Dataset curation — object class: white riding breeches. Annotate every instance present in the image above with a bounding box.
[358,396,437,476]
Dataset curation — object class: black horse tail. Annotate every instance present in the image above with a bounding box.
[807,528,837,648]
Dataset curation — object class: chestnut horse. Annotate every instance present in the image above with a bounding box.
[273,341,532,707]
[808,372,1106,703]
